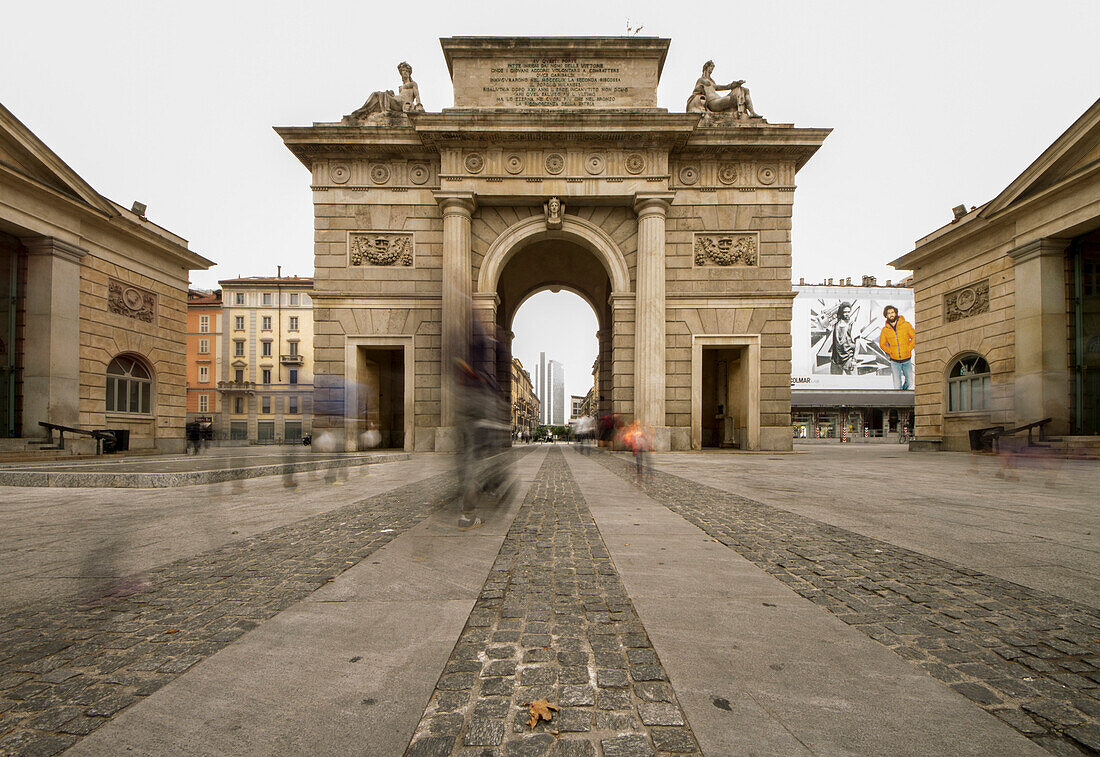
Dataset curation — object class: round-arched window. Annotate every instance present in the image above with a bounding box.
[946,354,990,413]
[106,355,153,414]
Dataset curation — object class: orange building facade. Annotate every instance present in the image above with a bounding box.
[186,289,222,432]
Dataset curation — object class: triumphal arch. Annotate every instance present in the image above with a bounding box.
[277,37,828,452]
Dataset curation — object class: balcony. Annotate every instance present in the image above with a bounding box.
[280,354,304,365]
[217,380,255,393]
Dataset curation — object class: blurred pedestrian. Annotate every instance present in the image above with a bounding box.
[185,421,203,455]
[620,420,653,483]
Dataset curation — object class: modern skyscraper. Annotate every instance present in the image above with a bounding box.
[549,359,566,425]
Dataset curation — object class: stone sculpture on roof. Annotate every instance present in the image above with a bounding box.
[686,60,762,120]
[345,61,424,124]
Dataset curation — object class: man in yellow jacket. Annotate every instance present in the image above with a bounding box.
[879,305,916,390]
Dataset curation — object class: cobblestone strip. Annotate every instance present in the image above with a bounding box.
[0,452,530,757]
[406,448,699,757]
[594,451,1100,756]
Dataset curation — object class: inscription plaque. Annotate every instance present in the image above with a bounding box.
[443,37,668,109]
[480,59,629,108]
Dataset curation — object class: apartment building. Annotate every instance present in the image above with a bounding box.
[186,289,222,435]
[217,276,313,443]
[510,357,538,438]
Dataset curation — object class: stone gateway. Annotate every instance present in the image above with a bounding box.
[277,37,829,452]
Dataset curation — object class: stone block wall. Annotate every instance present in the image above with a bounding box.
[311,165,445,448]
[78,251,189,452]
[663,166,796,450]
[909,233,1017,449]
[306,149,802,451]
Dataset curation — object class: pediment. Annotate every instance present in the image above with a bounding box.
[982,98,1100,217]
[0,104,116,217]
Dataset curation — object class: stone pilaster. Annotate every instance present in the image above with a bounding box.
[633,193,674,450]
[1009,237,1071,434]
[21,236,86,436]
[434,191,477,452]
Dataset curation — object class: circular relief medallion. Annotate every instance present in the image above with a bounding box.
[678,165,699,185]
[625,153,646,175]
[956,288,977,311]
[329,163,351,185]
[122,287,144,310]
[504,153,524,175]
[717,162,737,185]
[408,163,430,185]
[584,154,605,175]
[464,153,485,174]
[544,153,565,175]
[757,166,777,185]
[369,164,391,184]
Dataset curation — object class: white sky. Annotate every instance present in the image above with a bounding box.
[3,0,1098,405]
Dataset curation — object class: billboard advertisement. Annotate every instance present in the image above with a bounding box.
[791,286,915,390]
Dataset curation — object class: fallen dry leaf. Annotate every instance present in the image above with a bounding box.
[165,629,180,634]
[524,699,559,730]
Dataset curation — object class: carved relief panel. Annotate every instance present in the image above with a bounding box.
[349,233,414,267]
[693,232,759,267]
[107,279,156,322]
[944,280,989,322]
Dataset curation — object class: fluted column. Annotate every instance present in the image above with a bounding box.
[633,193,674,447]
[434,191,476,451]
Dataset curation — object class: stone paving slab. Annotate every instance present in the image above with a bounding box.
[0,456,452,613]
[0,449,532,756]
[592,450,1100,756]
[407,448,699,756]
[648,446,1100,607]
[63,449,549,757]
[0,451,410,488]
[565,450,1045,756]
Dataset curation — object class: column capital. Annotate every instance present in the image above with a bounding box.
[433,190,477,216]
[1008,237,1070,264]
[633,192,675,217]
[20,236,87,264]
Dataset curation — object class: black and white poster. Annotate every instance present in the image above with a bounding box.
[791,287,915,390]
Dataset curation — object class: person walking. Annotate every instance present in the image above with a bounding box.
[878,305,916,390]
[185,421,203,455]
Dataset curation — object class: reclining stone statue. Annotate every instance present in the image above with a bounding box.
[346,61,424,122]
[686,60,762,119]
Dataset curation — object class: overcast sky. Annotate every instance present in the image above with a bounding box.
[3,1,1098,404]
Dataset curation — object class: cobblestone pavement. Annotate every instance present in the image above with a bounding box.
[0,455,531,757]
[407,449,698,757]
[594,451,1100,756]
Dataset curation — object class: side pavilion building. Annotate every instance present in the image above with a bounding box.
[892,98,1100,450]
[0,104,213,452]
[278,37,828,451]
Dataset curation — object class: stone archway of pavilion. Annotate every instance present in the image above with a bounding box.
[476,214,634,426]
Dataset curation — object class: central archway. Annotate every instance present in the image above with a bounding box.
[475,213,633,425]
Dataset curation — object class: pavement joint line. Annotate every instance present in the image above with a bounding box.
[406,447,700,757]
[0,449,534,757]
[591,450,1100,757]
